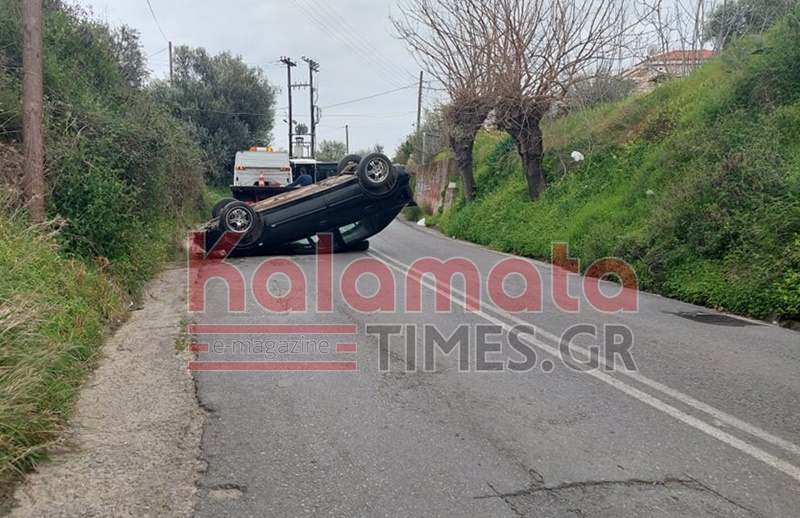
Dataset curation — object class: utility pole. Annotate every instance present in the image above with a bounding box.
[168,41,173,84]
[290,79,311,157]
[302,56,319,158]
[22,0,44,223]
[345,125,349,154]
[416,70,423,134]
[280,56,297,157]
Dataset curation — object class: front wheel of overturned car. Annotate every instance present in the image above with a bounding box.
[357,153,397,195]
[212,197,237,219]
[337,154,362,174]
[219,201,262,246]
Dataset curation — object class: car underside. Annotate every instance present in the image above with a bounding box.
[196,153,414,257]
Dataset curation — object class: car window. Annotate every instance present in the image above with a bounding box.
[340,220,375,244]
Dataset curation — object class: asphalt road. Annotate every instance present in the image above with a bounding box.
[191,219,800,517]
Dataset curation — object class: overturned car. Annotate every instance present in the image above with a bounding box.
[197,153,414,256]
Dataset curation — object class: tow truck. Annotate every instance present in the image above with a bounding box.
[231,146,293,196]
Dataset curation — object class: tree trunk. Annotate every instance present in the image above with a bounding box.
[443,98,491,204]
[507,119,546,201]
[450,132,476,203]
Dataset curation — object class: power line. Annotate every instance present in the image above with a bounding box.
[145,0,168,42]
[314,112,417,119]
[322,84,417,109]
[304,0,417,84]
[292,0,406,89]
[147,46,169,58]
[293,113,415,120]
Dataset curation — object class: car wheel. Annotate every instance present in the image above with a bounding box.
[219,201,259,235]
[212,197,237,219]
[357,153,397,194]
[337,154,362,174]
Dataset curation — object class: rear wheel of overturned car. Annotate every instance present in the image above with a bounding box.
[337,154,362,174]
[357,153,397,195]
[219,201,262,245]
[212,197,238,219]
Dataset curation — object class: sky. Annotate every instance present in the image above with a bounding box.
[74,0,442,156]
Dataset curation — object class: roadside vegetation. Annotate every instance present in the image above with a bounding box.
[431,19,800,321]
[150,46,277,187]
[0,0,273,484]
[0,196,121,481]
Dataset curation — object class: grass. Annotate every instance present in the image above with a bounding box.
[437,22,800,321]
[0,1,213,487]
[174,316,191,353]
[0,198,123,482]
[207,184,232,203]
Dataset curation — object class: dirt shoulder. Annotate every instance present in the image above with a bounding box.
[5,265,204,518]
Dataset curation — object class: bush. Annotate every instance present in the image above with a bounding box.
[1,2,209,293]
[0,2,213,482]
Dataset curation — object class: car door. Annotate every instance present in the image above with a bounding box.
[259,194,329,245]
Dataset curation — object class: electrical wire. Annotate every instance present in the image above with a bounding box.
[147,46,169,59]
[319,112,417,118]
[321,84,417,109]
[145,0,169,42]
[304,0,418,84]
[291,0,408,90]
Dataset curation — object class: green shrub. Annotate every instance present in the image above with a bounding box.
[0,1,213,482]
[0,2,209,293]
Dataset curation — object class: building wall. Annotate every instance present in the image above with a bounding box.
[412,157,458,213]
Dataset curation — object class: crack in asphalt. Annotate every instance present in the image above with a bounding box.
[486,481,524,517]
[480,473,760,518]
[499,476,700,496]
[683,475,766,518]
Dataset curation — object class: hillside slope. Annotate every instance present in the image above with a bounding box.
[0,2,209,486]
[436,21,800,321]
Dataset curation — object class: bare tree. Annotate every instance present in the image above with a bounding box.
[393,0,498,203]
[491,0,633,200]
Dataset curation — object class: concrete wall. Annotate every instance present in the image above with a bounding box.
[412,157,458,213]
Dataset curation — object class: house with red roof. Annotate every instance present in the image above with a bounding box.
[621,49,715,93]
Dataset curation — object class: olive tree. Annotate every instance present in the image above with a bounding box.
[152,46,277,185]
[705,0,799,48]
[111,25,148,88]
[392,0,499,203]
[316,140,347,161]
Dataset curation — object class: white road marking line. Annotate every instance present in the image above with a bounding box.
[370,249,800,482]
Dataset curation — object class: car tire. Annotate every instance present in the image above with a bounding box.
[219,201,261,242]
[212,197,238,219]
[357,153,397,194]
[337,154,362,174]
